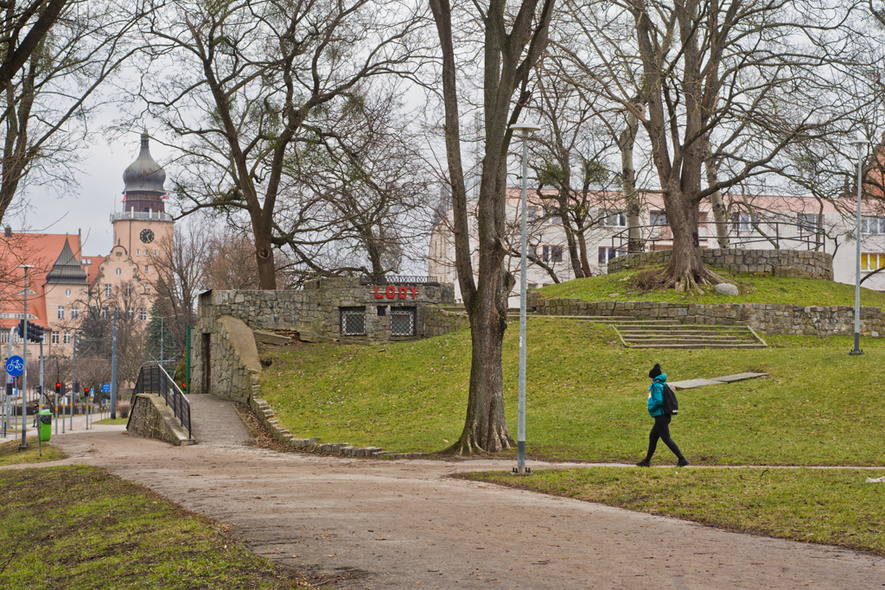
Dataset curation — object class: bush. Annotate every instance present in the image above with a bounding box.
[116,401,130,419]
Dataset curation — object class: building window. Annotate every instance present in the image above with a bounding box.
[861,253,885,272]
[731,212,755,233]
[153,250,158,256]
[650,210,668,226]
[340,307,367,336]
[139,308,147,321]
[527,206,541,222]
[862,216,885,235]
[63,332,71,344]
[598,246,626,264]
[101,309,108,319]
[51,332,59,345]
[128,308,135,319]
[541,245,563,263]
[124,284,132,298]
[390,307,416,337]
[797,213,821,235]
[136,249,141,256]
[71,306,78,320]
[65,288,71,297]
[601,210,626,227]
[115,268,122,276]
[144,265,149,272]
[105,284,112,297]
[57,306,64,320]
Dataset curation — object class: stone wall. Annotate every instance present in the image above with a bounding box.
[126,394,194,445]
[193,278,461,397]
[608,248,833,280]
[531,296,885,337]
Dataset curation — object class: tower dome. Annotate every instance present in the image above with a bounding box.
[123,132,166,197]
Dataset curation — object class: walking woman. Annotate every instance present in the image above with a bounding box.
[637,363,689,467]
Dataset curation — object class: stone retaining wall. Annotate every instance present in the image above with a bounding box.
[126,394,194,445]
[532,296,884,337]
[608,248,833,280]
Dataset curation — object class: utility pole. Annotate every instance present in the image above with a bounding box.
[111,310,117,420]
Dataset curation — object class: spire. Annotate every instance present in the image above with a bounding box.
[45,236,88,285]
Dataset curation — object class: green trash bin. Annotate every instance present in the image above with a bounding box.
[38,409,51,442]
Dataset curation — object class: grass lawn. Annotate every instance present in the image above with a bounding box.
[0,436,66,466]
[464,467,885,556]
[260,319,885,466]
[0,466,319,589]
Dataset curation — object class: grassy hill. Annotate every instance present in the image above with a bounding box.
[536,265,885,307]
[260,317,885,465]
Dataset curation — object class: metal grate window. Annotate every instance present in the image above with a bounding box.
[390,307,416,337]
[340,307,367,335]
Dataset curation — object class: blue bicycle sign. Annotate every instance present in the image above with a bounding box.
[6,355,24,377]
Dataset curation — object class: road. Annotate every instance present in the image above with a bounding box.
[19,394,885,589]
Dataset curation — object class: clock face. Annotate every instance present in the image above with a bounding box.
[140,228,155,244]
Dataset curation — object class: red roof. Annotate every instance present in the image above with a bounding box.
[0,233,85,331]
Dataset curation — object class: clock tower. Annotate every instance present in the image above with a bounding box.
[111,132,174,285]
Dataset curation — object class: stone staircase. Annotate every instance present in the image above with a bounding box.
[507,312,767,349]
[608,321,767,349]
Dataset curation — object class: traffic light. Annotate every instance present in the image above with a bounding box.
[55,382,62,394]
[17,319,24,339]
[83,387,90,396]
[30,322,44,342]
[36,385,42,395]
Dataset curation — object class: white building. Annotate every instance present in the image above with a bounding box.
[428,189,885,306]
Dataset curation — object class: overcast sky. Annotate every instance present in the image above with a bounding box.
[14,131,169,258]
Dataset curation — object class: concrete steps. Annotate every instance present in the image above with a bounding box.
[507,313,767,349]
[611,323,767,349]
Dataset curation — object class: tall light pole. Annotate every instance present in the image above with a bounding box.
[510,123,540,475]
[19,264,33,448]
[850,136,867,356]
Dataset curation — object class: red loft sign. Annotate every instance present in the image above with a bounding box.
[374,285,419,300]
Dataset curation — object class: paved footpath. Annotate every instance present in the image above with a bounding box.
[12,395,885,589]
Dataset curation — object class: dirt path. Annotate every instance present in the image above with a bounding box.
[34,395,885,589]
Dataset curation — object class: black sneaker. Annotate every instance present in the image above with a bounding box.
[636,460,650,467]
[677,458,689,467]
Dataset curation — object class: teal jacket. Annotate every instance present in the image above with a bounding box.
[647,373,667,417]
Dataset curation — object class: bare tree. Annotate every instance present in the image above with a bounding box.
[554,0,878,291]
[0,0,67,96]
[136,0,426,289]
[0,0,142,226]
[429,0,556,454]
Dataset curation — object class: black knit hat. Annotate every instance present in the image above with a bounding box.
[649,363,662,379]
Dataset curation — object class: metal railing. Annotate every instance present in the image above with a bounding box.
[610,221,825,253]
[109,210,173,223]
[359,275,440,285]
[132,362,191,439]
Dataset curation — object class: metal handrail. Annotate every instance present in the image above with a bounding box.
[359,275,440,285]
[131,362,191,439]
[610,220,825,253]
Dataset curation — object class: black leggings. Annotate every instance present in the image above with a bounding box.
[643,414,684,463]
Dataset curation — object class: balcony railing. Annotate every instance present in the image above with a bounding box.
[109,210,173,223]
[611,220,825,254]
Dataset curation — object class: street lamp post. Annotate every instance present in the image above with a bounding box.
[510,123,540,475]
[849,136,867,356]
[19,264,33,448]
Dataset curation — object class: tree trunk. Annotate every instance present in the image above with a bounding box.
[704,134,729,248]
[662,191,721,292]
[619,109,643,253]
